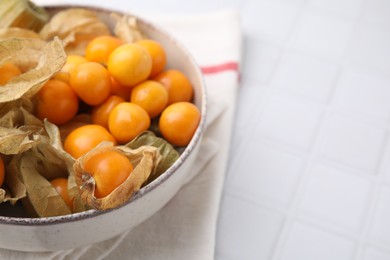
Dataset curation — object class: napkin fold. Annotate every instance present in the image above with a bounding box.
[0,9,241,260]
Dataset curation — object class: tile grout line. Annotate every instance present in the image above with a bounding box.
[270,73,344,260]
[354,133,390,260]
[268,1,377,259]
[268,2,329,259]
[340,0,390,258]
[231,1,317,257]
[233,0,390,258]
[230,0,390,258]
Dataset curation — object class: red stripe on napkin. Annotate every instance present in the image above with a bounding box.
[201,62,239,74]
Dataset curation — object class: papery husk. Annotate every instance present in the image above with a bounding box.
[126,131,180,184]
[0,97,40,129]
[0,37,44,73]
[0,189,6,203]
[39,8,110,55]
[0,126,41,155]
[20,105,43,127]
[0,187,20,204]
[30,136,69,181]
[0,117,81,216]
[0,36,65,153]
[0,106,23,129]
[0,27,40,41]
[0,99,43,155]
[2,160,26,205]
[0,0,49,32]
[111,13,145,43]
[8,152,72,217]
[44,120,88,213]
[0,37,66,101]
[74,143,161,210]
[4,120,89,217]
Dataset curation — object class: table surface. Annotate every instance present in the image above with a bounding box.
[33,0,390,259]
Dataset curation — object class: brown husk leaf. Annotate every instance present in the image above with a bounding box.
[0,28,41,41]
[0,37,65,156]
[43,120,88,213]
[2,160,26,205]
[0,189,6,203]
[11,152,72,217]
[39,8,110,55]
[0,126,40,155]
[126,131,180,184]
[4,120,88,217]
[0,186,22,204]
[0,98,39,128]
[0,98,43,155]
[0,37,66,101]
[111,13,144,43]
[74,143,161,210]
[0,0,49,32]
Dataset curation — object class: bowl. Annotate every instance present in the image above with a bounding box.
[0,5,206,252]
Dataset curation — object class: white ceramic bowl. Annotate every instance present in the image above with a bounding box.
[0,5,206,252]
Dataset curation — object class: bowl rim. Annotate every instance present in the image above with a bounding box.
[0,4,207,226]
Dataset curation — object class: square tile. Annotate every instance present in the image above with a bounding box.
[381,139,390,184]
[225,133,243,184]
[360,0,390,28]
[370,186,390,244]
[216,194,284,260]
[299,163,372,231]
[233,85,268,135]
[272,51,339,103]
[280,222,355,260]
[318,114,386,173]
[362,246,390,260]
[291,11,354,58]
[307,0,364,18]
[242,0,300,43]
[255,91,323,151]
[334,68,390,122]
[243,37,282,84]
[230,141,306,207]
[347,25,390,73]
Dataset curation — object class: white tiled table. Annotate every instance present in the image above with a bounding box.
[219,0,390,259]
[34,0,390,259]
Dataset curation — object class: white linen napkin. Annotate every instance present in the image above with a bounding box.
[0,9,241,260]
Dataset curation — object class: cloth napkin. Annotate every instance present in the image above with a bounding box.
[0,8,241,260]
